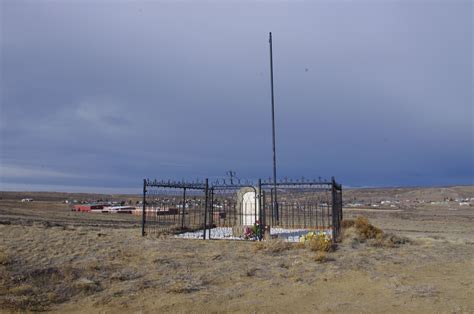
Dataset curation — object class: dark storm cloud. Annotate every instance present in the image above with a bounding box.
[0,0,472,192]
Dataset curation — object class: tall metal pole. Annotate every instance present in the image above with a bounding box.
[269,32,279,223]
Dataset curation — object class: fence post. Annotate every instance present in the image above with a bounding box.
[270,188,274,226]
[331,177,337,242]
[209,188,214,240]
[340,184,343,222]
[202,178,209,240]
[338,183,343,236]
[181,187,186,229]
[141,179,147,237]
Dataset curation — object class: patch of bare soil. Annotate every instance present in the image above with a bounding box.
[0,199,473,313]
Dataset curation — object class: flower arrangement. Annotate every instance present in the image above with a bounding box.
[243,220,264,240]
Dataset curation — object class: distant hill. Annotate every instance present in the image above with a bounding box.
[0,191,141,202]
[1,185,473,204]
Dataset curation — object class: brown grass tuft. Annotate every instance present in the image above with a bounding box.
[166,281,200,294]
[254,241,265,251]
[46,292,62,303]
[293,242,306,249]
[9,284,34,296]
[245,267,257,277]
[370,233,411,248]
[0,251,11,265]
[253,239,291,253]
[314,251,328,263]
[342,226,358,239]
[73,278,101,294]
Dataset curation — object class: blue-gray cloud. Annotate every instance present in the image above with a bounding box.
[1,0,472,192]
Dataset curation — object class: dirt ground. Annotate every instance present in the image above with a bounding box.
[0,193,473,313]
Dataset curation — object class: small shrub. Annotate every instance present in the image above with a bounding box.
[343,217,409,248]
[354,217,383,240]
[298,231,333,252]
[307,236,332,252]
[341,219,355,229]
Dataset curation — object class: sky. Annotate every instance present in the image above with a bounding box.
[0,0,473,193]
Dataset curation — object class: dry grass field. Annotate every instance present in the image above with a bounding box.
[0,188,473,313]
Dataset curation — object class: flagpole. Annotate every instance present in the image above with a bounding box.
[269,32,279,223]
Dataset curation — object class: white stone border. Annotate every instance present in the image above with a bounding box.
[174,227,332,242]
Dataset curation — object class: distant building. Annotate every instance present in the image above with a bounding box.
[72,204,104,212]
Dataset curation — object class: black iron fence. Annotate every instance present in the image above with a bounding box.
[141,179,208,237]
[141,177,343,241]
